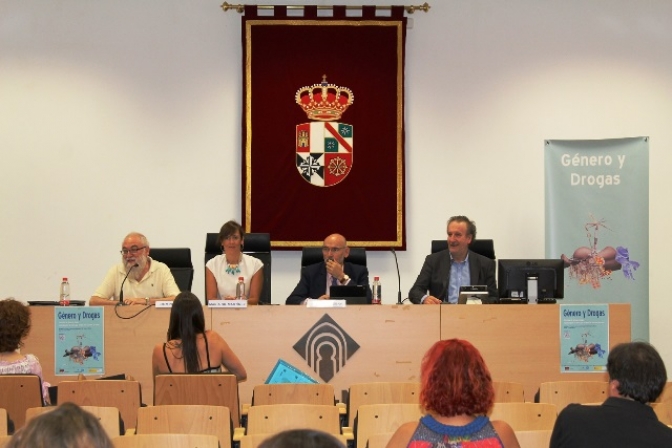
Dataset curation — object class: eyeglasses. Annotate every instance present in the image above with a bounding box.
[120,246,147,255]
[322,246,344,254]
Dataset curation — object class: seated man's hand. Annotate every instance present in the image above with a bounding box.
[424,296,442,305]
[317,294,330,300]
[325,259,344,279]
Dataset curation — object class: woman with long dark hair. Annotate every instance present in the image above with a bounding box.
[151,292,246,379]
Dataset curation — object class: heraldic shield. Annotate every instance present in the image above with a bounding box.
[296,121,353,187]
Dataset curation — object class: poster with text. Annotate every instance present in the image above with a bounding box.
[560,304,609,373]
[55,307,104,376]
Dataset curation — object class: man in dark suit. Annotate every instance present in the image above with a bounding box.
[408,215,497,304]
[286,233,371,304]
[550,341,672,447]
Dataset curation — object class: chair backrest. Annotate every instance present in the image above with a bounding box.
[239,432,349,448]
[431,239,496,259]
[355,404,422,448]
[136,404,231,448]
[57,380,141,432]
[366,432,395,448]
[514,429,553,448]
[0,435,11,448]
[251,383,336,406]
[488,402,557,431]
[655,382,672,404]
[0,374,43,431]
[538,381,608,412]
[301,247,367,267]
[153,374,240,427]
[150,247,194,292]
[205,232,272,304]
[0,408,6,436]
[112,433,220,448]
[246,404,341,436]
[347,382,420,428]
[493,381,525,403]
[26,405,122,438]
[652,402,672,425]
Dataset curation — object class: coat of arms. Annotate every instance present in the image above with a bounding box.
[295,75,354,187]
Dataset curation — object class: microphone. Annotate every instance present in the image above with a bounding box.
[391,248,402,305]
[119,263,138,305]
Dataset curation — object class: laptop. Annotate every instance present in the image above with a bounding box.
[330,285,369,305]
[28,300,86,306]
[457,285,488,304]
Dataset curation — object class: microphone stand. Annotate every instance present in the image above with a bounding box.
[391,248,402,305]
[119,263,138,305]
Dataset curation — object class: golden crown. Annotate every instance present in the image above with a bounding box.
[295,75,354,122]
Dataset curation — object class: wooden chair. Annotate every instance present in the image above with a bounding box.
[489,402,557,431]
[154,374,240,427]
[0,409,6,436]
[239,432,349,448]
[25,405,122,438]
[493,381,525,403]
[112,433,219,448]
[347,382,420,428]
[0,374,43,431]
[252,383,335,406]
[0,435,12,448]
[655,382,672,404]
[246,404,341,436]
[355,404,422,448]
[58,380,141,432]
[538,381,608,411]
[652,402,672,425]
[366,432,395,448]
[135,405,231,448]
[514,429,553,448]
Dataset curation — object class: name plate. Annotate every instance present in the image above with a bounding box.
[306,299,346,308]
[207,300,248,309]
[155,301,173,308]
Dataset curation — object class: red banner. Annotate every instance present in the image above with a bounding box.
[242,6,406,249]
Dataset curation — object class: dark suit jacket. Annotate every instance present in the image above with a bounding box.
[550,397,672,448]
[408,249,497,303]
[286,261,372,304]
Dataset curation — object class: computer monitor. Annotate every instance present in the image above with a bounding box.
[498,259,564,301]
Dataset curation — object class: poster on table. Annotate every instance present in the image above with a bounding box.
[560,304,609,373]
[54,307,105,375]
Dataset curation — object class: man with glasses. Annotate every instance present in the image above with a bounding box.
[286,233,371,304]
[89,232,180,306]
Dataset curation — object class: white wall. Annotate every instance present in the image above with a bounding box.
[2,1,671,363]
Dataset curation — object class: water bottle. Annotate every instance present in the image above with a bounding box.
[59,277,71,306]
[235,277,246,300]
[372,276,382,304]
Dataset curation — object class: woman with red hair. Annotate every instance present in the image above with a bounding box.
[386,339,519,448]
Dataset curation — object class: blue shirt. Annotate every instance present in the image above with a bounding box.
[447,253,471,304]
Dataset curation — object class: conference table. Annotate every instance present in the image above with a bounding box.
[22,303,630,407]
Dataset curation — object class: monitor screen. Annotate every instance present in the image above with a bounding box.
[498,259,564,300]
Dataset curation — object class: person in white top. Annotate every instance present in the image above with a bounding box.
[205,220,264,305]
[89,232,180,306]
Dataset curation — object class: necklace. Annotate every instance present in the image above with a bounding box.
[225,256,241,275]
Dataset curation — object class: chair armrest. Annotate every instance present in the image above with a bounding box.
[342,427,354,440]
[241,403,250,415]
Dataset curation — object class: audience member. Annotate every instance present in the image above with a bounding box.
[409,216,497,304]
[90,232,180,306]
[550,341,672,447]
[0,298,51,404]
[258,429,345,448]
[387,339,519,448]
[286,233,371,304]
[7,402,113,448]
[206,220,264,304]
[151,291,247,380]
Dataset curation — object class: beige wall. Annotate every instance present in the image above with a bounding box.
[2,1,672,365]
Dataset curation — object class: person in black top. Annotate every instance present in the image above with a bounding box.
[550,341,672,448]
